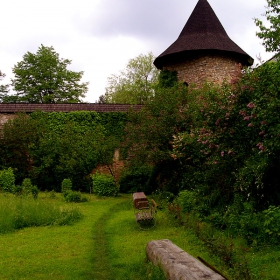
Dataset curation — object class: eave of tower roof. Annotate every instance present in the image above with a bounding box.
[154,0,254,69]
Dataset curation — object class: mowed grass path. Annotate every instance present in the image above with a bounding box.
[0,194,227,280]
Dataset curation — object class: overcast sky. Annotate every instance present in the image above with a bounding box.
[0,0,273,102]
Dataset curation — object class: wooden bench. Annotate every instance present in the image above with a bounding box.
[133,192,149,209]
[133,192,157,228]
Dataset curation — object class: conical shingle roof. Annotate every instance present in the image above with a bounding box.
[154,0,253,69]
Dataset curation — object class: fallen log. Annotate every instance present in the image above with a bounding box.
[146,239,226,280]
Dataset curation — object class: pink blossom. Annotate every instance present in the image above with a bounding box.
[215,118,220,125]
[248,123,253,127]
[228,150,233,155]
[247,103,255,109]
[213,161,218,165]
[256,142,265,151]
[259,131,265,136]
[243,116,251,121]
[221,151,224,157]
[261,121,266,125]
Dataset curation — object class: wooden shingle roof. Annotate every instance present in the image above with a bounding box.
[154,0,253,69]
[0,103,143,113]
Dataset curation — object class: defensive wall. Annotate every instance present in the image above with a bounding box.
[0,103,143,130]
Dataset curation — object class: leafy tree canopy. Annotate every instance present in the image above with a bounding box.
[0,71,10,103]
[10,44,88,103]
[255,0,280,53]
[99,52,160,104]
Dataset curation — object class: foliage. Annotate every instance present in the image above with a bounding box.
[0,167,15,193]
[61,178,73,193]
[91,172,118,197]
[177,190,197,213]
[99,52,160,104]
[64,190,82,203]
[21,178,39,199]
[254,0,280,53]
[119,165,153,194]
[21,178,33,194]
[157,69,178,88]
[0,114,40,181]
[263,205,280,242]
[10,44,88,103]
[0,111,127,191]
[0,70,10,102]
[172,60,280,210]
[122,81,192,192]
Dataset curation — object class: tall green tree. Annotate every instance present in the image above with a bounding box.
[255,0,280,53]
[99,52,160,104]
[0,71,10,103]
[11,45,88,103]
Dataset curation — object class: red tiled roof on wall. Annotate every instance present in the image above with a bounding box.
[0,103,143,113]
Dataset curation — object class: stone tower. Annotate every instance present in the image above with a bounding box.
[154,0,253,86]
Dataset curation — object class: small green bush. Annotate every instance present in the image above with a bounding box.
[91,172,118,197]
[61,178,73,193]
[263,206,280,243]
[20,178,39,199]
[49,190,56,199]
[31,185,39,199]
[0,168,15,193]
[22,178,33,194]
[64,190,82,203]
[177,190,197,213]
[13,185,23,196]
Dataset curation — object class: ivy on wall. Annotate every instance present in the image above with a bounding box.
[0,111,129,191]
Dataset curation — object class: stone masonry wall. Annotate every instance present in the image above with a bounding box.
[163,54,241,86]
[0,114,18,132]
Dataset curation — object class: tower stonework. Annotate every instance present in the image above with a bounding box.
[154,0,253,86]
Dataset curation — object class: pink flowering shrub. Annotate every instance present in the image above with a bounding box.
[172,60,280,210]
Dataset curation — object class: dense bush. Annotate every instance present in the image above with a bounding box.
[0,168,15,193]
[263,205,280,243]
[64,190,82,203]
[172,61,280,210]
[177,190,197,213]
[21,178,39,199]
[91,172,118,197]
[119,165,153,194]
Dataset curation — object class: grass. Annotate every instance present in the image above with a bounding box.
[1,192,279,279]
[0,192,82,233]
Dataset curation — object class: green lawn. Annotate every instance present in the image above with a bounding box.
[0,193,225,280]
[1,193,279,279]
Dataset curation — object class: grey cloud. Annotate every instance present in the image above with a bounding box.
[88,0,266,52]
[90,0,192,41]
